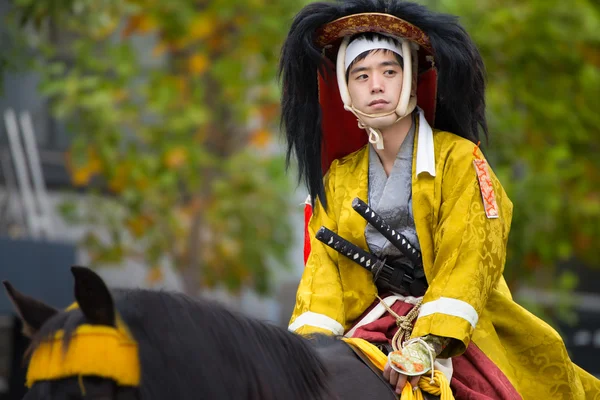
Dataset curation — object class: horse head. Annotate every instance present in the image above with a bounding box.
[3,266,398,400]
[3,266,140,400]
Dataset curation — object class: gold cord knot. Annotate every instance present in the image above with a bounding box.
[396,315,415,339]
[376,295,423,351]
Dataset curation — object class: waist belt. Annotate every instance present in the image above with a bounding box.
[315,197,428,297]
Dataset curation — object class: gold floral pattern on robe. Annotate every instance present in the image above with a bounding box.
[290,130,600,399]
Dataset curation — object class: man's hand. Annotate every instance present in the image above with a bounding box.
[383,338,436,395]
[383,362,420,394]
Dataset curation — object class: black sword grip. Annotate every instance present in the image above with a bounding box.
[315,226,423,296]
[315,227,378,271]
[351,197,422,266]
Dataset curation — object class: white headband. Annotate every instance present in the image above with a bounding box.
[344,36,403,72]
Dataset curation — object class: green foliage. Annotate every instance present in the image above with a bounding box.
[0,5,38,92]
[4,0,304,295]
[421,0,600,289]
[413,0,600,326]
[5,0,599,304]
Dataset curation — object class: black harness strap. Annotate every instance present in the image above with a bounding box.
[343,340,396,396]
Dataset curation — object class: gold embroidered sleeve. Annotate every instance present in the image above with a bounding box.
[288,161,346,336]
[412,144,513,358]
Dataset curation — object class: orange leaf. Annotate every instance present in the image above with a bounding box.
[66,146,102,186]
[524,252,541,271]
[188,14,217,41]
[168,38,188,51]
[207,36,225,51]
[233,15,249,26]
[164,146,188,169]
[250,128,271,148]
[181,197,204,216]
[166,75,189,99]
[122,14,157,38]
[72,167,94,186]
[194,126,207,143]
[188,54,209,76]
[142,16,157,31]
[260,104,279,121]
[112,89,129,102]
[578,43,600,68]
[125,214,153,238]
[219,238,241,258]
[87,150,102,174]
[152,41,169,57]
[574,232,592,252]
[134,176,150,191]
[146,267,164,285]
[108,162,131,194]
[241,35,261,53]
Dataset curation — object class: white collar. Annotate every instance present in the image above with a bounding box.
[416,108,436,177]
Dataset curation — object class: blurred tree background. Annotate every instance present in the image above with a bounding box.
[1,0,301,296]
[1,0,599,322]
[419,0,600,323]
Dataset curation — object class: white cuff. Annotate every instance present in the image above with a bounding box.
[288,312,345,335]
[418,297,478,328]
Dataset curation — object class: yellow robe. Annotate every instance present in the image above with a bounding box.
[289,129,600,399]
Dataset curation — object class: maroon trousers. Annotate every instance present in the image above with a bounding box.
[348,298,521,399]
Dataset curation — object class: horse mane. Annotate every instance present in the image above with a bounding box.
[28,289,334,400]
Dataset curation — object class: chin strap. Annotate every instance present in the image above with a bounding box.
[337,36,418,150]
[367,126,385,150]
[348,104,413,150]
[359,118,385,150]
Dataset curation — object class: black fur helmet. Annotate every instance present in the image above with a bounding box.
[278,0,487,209]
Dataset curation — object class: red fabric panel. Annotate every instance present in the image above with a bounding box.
[349,296,415,343]
[416,68,438,126]
[318,72,367,174]
[451,343,522,400]
[303,202,313,266]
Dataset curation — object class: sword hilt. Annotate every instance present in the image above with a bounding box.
[315,227,415,295]
[315,227,378,271]
[352,197,422,267]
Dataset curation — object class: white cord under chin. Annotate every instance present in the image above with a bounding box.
[352,106,389,150]
[357,118,384,149]
[367,127,384,150]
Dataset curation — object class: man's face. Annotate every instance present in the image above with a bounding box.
[346,50,403,129]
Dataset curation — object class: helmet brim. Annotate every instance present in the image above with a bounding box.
[315,13,438,173]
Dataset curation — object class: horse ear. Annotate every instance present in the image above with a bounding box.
[2,281,58,337]
[71,266,116,327]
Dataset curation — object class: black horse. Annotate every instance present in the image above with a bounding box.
[4,266,405,400]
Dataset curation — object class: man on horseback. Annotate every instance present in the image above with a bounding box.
[279,0,600,398]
